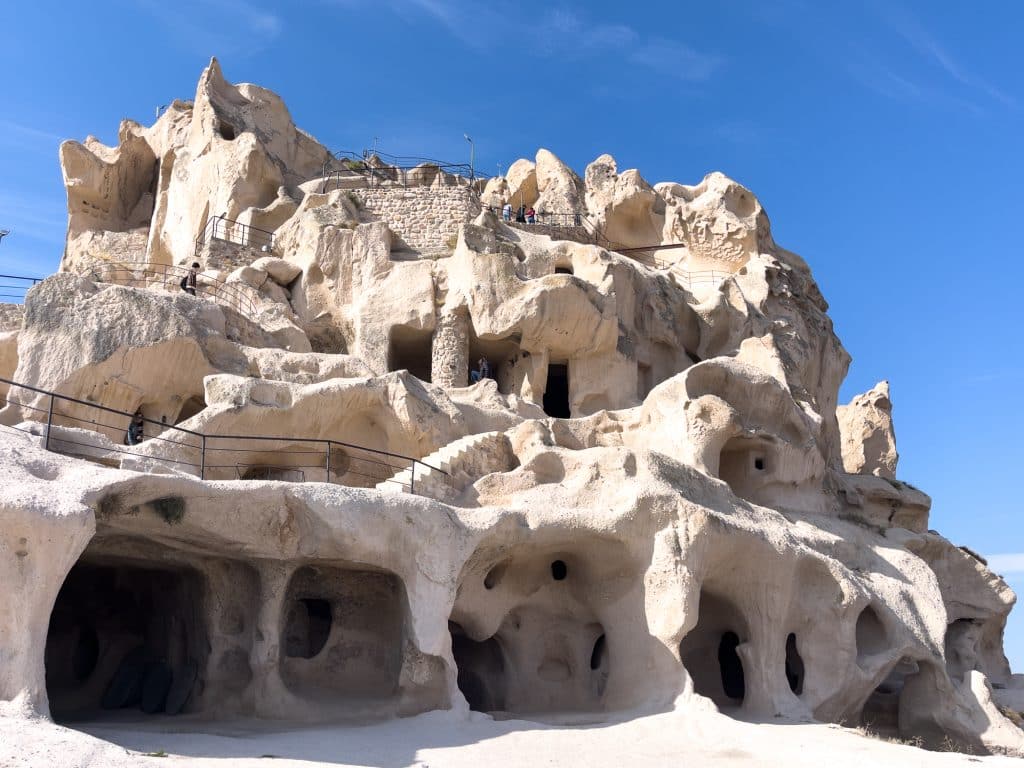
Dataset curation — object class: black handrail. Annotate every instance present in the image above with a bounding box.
[319,148,488,193]
[0,375,448,494]
[88,261,260,320]
[194,214,275,256]
[0,274,44,303]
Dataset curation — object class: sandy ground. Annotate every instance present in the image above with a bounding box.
[1,709,1020,768]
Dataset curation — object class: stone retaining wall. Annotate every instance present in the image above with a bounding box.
[193,238,269,273]
[353,187,481,254]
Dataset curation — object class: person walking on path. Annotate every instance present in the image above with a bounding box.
[502,202,512,222]
[525,207,536,224]
[125,410,145,446]
[181,262,200,296]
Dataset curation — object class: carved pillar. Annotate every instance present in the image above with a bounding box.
[431,310,469,389]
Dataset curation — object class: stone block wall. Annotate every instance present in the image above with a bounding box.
[194,238,270,273]
[353,187,482,254]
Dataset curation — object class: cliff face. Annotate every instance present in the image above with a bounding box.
[0,59,1018,759]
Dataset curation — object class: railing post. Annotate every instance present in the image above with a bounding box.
[44,394,54,451]
[200,434,206,480]
[325,441,331,482]
[410,461,416,494]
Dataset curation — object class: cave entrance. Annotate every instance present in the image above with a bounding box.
[450,622,507,713]
[856,605,888,665]
[679,590,749,709]
[448,615,608,715]
[280,565,406,706]
[45,557,208,721]
[467,333,522,395]
[718,436,772,504]
[388,325,433,383]
[860,657,919,739]
[543,362,571,418]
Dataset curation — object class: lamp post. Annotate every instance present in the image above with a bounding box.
[0,229,8,245]
[464,134,474,180]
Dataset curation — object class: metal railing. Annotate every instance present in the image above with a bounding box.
[672,269,733,291]
[319,149,487,193]
[614,243,732,289]
[492,208,585,227]
[194,215,275,255]
[0,376,447,494]
[0,273,43,303]
[534,212,585,227]
[88,261,259,320]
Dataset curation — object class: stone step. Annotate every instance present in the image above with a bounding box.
[374,430,510,498]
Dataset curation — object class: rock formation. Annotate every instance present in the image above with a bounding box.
[838,380,899,479]
[0,58,1021,763]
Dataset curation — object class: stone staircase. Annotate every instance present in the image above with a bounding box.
[376,430,516,503]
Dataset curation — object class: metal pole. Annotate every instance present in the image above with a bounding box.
[44,394,54,451]
[410,462,415,494]
[464,134,474,180]
[200,434,206,479]
[325,441,331,481]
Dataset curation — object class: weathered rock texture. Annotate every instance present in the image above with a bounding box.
[0,59,1019,762]
[838,381,899,479]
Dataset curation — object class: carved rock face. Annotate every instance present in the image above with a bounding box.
[1,58,1017,759]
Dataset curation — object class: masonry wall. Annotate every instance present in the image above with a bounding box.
[353,187,482,255]
[196,238,268,273]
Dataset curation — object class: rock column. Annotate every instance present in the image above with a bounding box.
[431,310,469,389]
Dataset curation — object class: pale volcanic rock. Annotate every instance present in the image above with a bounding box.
[504,158,539,208]
[0,59,1020,767]
[585,153,663,248]
[838,380,900,479]
[533,148,585,217]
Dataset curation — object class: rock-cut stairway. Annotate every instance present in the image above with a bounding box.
[376,430,516,503]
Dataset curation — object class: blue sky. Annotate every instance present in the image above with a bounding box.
[2,1,1023,669]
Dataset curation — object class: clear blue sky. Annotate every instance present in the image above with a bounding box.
[2,1,1022,669]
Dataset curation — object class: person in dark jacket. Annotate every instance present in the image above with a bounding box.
[181,262,200,296]
[125,410,145,446]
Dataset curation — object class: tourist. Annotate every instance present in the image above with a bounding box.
[125,410,145,446]
[470,357,491,383]
[516,205,527,223]
[180,262,200,296]
[525,207,536,224]
[502,201,512,222]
